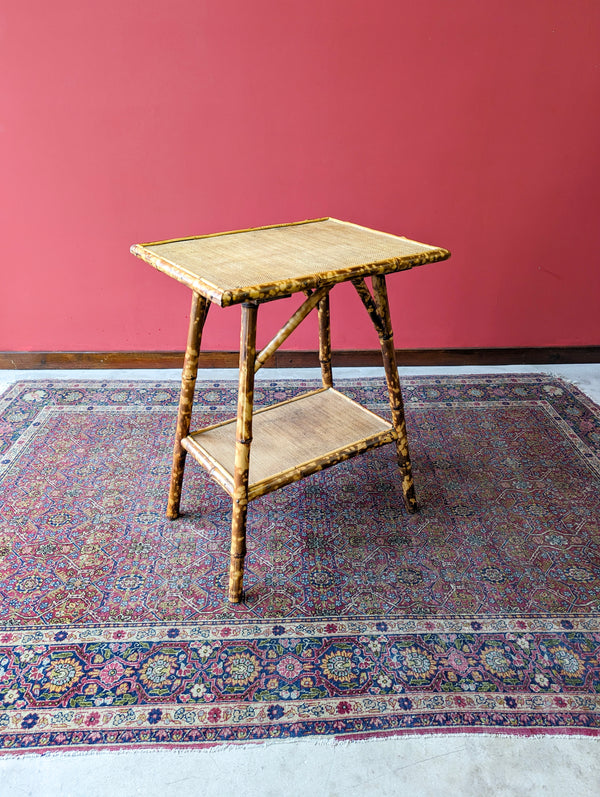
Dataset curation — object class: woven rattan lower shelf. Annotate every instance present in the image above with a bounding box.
[181,388,397,501]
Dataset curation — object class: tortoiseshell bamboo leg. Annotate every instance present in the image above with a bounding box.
[318,292,333,388]
[166,292,210,520]
[371,275,418,513]
[229,302,259,603]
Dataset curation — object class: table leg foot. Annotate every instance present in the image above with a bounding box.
[166,499,181,520]
[401,470,419,513]
[229,505,248,603]
[228,575,246,604]
[395,427,418,513]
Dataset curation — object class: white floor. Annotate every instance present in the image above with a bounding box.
[0,364,599,797]
[1,363,600,404]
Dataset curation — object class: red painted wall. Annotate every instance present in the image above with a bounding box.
[2,1,599,352]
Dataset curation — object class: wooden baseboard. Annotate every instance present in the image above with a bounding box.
[1,347,599,370]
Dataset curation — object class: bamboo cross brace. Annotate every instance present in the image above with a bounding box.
[254,284,331,373]
[352,278,385,338]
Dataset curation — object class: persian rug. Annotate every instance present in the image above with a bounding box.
[0,375,599,754]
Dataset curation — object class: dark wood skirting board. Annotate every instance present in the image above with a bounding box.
[1,348,599,370]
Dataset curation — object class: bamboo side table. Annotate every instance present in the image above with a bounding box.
[131,218,450,603]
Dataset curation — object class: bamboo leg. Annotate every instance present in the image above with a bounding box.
[371,275,418,513]
[229,302,258,603]
[166,292,210,519]
[352,278,385,337]
[318,292,333,388]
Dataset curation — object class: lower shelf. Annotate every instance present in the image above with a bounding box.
[182,387,397,500]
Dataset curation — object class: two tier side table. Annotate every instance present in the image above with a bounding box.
[131,217,450,603]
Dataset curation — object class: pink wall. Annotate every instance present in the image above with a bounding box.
[2,0,599,353]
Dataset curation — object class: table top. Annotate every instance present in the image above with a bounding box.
[131,217,450,306]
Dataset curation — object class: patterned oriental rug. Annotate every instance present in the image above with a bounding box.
[0,375,599,754]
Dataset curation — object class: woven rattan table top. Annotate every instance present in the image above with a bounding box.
[131,217,450,306]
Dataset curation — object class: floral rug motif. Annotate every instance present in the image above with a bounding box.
[0,375,599,753]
